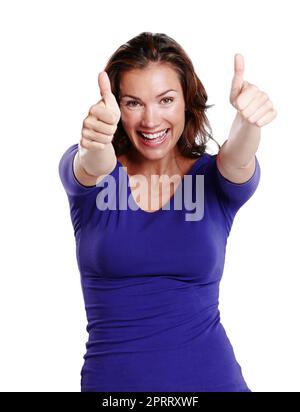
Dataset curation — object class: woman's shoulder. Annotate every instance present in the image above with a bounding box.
[189,151,216,174]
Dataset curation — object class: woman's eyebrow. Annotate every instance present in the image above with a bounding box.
[120,89,178,100]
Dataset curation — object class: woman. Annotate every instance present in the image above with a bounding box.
[59,32,277,392]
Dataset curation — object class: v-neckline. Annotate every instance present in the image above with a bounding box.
[117,154,207,214]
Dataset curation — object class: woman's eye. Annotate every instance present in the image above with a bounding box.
[126,100,140,107]
[126,97,174,107]
[161,97,174,104]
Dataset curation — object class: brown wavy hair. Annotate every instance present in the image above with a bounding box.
[104,32,220,158]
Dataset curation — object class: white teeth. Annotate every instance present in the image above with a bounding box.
[141,129,168,139]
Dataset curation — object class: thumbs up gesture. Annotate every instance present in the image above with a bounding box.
[81,71,121,151]
[229,54,277,127]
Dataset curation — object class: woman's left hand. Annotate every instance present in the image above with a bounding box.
[229,54,277,127]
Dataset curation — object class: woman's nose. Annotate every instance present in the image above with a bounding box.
[140,106,160,127]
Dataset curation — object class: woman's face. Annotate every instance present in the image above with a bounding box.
[119,63,186,160]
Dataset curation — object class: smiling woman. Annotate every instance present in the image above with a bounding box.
[59,31,261,393]
[105,32,220,159]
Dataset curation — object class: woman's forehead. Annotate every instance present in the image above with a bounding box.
[121,63,177,79]
[119,65,181,94]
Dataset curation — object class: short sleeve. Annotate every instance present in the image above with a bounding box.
[59,143,122,240]
[212,154,261,223]
[58,143,101,197]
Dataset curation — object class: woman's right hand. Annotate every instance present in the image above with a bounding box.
[81,71,121,152]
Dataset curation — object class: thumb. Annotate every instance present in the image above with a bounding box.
[230,53,245,103]
[98,71,116,108]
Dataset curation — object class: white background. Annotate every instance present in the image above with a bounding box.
[0,0,299,392]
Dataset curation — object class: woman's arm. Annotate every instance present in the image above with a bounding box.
[74,142,117,187]
[216,54,277,184]
[216,112,260,184]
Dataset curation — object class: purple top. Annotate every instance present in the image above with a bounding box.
[59,143,260,392]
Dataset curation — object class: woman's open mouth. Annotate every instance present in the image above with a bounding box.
[137,128,170,147]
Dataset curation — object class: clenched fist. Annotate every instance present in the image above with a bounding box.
[81,71,121,152]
